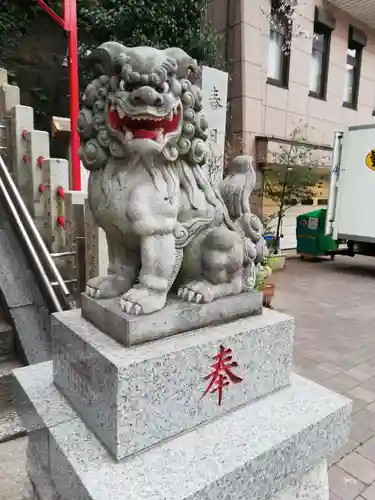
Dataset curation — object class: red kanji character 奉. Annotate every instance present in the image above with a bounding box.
[201,345,243,405]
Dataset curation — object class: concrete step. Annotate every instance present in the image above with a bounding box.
[0,320,15,361]
[0,358,25,443]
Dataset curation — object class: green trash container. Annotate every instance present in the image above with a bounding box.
[296,208,338,258]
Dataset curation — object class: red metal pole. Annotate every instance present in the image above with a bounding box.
[64,0,81,191]
[35,0,81,191]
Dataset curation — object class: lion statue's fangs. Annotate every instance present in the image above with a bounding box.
[78,42,269,315]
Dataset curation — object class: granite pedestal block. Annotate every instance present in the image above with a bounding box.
[81,290,262,346]
[26,455,330,500]
[52,308,293,459]
[26,433,55,500]
[14,362,350,500]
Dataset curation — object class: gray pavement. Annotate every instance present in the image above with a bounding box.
[0,436,28,500]
[272,254,375,500]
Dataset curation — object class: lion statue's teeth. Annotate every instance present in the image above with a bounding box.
[117,106,125,119]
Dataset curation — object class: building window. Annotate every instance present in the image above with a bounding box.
[302,198,314,206]
[343,26,367,109]
[267,0,291,88]
[309,8,335,100]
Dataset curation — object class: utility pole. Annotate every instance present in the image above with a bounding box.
[34,0,81,191]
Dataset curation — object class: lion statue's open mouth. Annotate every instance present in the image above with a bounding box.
[108,103,182,143]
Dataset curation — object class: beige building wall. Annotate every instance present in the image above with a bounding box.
[207,0,375,151]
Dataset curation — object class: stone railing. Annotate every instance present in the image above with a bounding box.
[0,68,108,301]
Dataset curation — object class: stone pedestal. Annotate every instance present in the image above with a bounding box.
[13,297,351,500]
[80,291,263,346]
[52,307,291,459]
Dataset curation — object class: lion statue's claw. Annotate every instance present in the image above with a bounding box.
[86,275,132,300]
[177,281,215,304]
[177,287,203,304]
[120,299,142,315]
[87,285,101,299]
[121,287,167,315]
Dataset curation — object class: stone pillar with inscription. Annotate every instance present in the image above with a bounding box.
[200,66,228,185]
[13,43,350,500]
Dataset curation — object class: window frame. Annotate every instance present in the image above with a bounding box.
[266,0,292,89]
[343,25,365,110]
[308,22,332,100]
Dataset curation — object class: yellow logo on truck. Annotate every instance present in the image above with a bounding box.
[366,149,375,171]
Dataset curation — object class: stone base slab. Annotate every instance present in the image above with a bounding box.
[51,308,294,459]
[14,362,350,500]
[81,290,262,346]
[27,453,329,500]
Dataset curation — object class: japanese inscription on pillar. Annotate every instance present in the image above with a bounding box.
[208,85,224,109]
[200,66,228,185]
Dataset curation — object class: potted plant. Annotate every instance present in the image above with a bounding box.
[263,238,286,272]
[255,260,275,309]
[268,252,286,273]
[263,220,286,273]
[261,282,276,308]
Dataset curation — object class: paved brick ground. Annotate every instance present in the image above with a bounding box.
[272,254,375,500]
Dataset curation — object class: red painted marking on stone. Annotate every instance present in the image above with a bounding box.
[57,186,65,199]
[201,345,243,406]
[57,215,65,228]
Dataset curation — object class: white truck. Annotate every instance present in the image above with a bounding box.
[325,125,375,257]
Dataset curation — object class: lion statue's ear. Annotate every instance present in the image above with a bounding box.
[163,48,198,80]
[84,41,130,77]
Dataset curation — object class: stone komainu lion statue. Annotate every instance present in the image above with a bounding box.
[77,42,268,315]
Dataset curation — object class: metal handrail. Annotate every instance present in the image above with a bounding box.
[51,251,76,258]
[0,122,6,152]
[0,174,63,312]
[0,154,70,297]
[51,278,77,286]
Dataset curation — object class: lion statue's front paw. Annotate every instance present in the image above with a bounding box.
[177,280,215,304]
[121,286,167,315]
[86,274,132,299]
